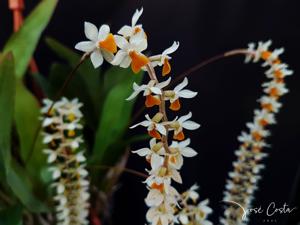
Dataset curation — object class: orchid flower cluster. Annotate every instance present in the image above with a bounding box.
[41,98,90,225]
[221,41,293,225]
[74,8,211,225]
[72,5,294,225]
[177,184,213,225]
[75,8,178,74]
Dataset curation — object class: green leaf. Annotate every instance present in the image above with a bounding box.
[125,134,151,145]
[0,53,47,212]
[91,68,143,164]
[6,161,48,213]
[14,79,47,189]
[14,78,52,210]
[0,53,15,174]
[103,66,131,93]
[2,0,58,78]
[0,205,23,225]
[15,80,43,161]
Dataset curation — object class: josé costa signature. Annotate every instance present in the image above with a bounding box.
[222,200,297,220]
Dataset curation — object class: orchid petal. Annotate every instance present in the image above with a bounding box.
[84,22,98,41]
[178,112,192,123]
[132,8,143,26]
[181,147,197,157]
[114,35,129,49]
[111,50,127,65]
[98,24,110,41]
[90,50,103,68]
[178,90,198,98]
[182,121,200,130]
[162,41,179,56]
[75,41,95,52]
[132,148,151,156]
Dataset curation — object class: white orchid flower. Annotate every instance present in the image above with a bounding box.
[145,189,164,207]
[164,77,197,111]
[146,165,183,186]
[111,32,148,73]
[169,112,200,140]
[168,138,198,169]
[246,121,270,141]
[185,184,200,202]
[258,95,282,113]
[261,47,284,66]
[146,206,175,225]
[126,78,171,107]
[245,40,272,63]
[265,63,293,80]
[149,41,179,76]
[197,199,213,219]
[130,113,166,139]
[254,109,276,127]
[118,8,145,38]
[263,80,289,98]
[75,22,117,68]
[132,138,165,170]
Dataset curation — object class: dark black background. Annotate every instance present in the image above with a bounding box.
[1,0,300,225]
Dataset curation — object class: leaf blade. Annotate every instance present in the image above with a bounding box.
[3,0,58,78]
[91,68,143,164]
[0,53,48,212]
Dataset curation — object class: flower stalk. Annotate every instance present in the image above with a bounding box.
[126,12,208,222]
[221,41,293,225]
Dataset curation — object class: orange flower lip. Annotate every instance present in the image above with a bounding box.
[162,58,171,76]
[274,70,284,79]
[261,51,272,60]
[145,95,161,107]
[99,33,117,53]
[129,50,149,73]
[252,131,263,141]
[269,87,279,98]
[261,103,274,112]
[148,129,162,139]
[259,119,269,127]
[169,99,181,111]
[151,183,164,192]
[174,131,185,141]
